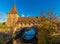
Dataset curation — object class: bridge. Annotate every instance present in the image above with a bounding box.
[7,26,38,44]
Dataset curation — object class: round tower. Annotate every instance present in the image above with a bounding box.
[6,5,19,27]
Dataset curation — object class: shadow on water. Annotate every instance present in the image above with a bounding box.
[6,26,38,44]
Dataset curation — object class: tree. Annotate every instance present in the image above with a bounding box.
[41,11,46,18]
[37,21,58,44]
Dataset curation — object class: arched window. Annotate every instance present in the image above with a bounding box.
[25,23,26,25]
[29,21,31,23]
[38,20,41,22]
[33,20,35,22]
[20,23,22,26]
[32,23,34,25]
[29,23,30,25]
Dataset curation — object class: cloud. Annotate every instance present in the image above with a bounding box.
[0,13,7,23]
[21,14,25,17]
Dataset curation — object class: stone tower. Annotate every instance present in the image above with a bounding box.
[6,5,19,27]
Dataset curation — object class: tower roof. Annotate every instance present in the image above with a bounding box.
[9,5,18,14]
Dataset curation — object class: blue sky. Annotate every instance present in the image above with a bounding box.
[0,0,60,22]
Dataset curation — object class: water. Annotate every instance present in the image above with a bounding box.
[23,28,36,40]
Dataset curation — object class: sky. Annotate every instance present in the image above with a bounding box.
[0,0,60,22]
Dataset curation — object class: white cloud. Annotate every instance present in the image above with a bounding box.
[0,12,7,23]
[21,14,25,17]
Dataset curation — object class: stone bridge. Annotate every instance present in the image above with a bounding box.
[14,23,39,33]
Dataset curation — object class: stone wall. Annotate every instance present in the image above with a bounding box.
[6,13,19,27]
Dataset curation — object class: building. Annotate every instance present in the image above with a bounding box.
[6,5,42,29]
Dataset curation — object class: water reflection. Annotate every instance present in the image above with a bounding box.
[7,26,38,44]
[15,27,38,44]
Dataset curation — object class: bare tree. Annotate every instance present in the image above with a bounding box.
[48,11,51,19]
[50,9,55,18]
[41,11,46,18]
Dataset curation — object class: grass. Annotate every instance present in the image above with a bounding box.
[0,23,11,33]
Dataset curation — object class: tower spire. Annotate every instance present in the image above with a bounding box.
[9,0,18,14]
[12,5,18,13]
[9,5,18,14]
